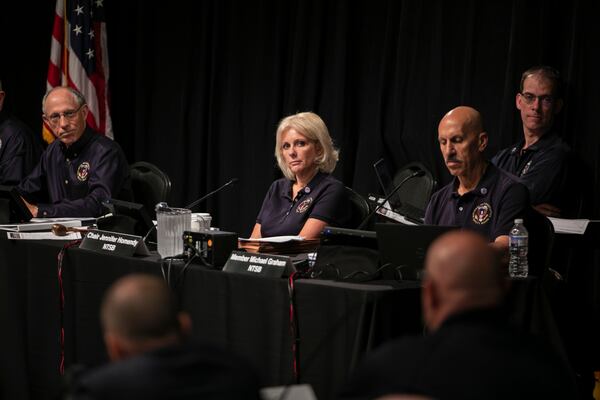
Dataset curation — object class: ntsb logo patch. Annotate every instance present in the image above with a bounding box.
[77,162,91,181]
[472,202,492,225]
[296,197,313,214]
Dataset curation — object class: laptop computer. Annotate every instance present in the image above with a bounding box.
[0,185,33,224]
[375,223,456,280]
[320,226,377,249]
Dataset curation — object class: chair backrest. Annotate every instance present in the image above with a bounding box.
[130,161,172,219]
[345,186,371,229]
[523,207,555,277]
[391,162,437,211]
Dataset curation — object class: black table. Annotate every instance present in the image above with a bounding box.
[0,234,563,400]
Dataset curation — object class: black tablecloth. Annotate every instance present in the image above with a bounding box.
[67,252,423,399]
[0,234,563,400]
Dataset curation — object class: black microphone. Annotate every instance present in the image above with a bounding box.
[185,178,238,211]
[142,178,239,244]
[357,170,425,230]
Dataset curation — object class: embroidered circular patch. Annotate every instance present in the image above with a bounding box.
[296,197,313,214]
[472,202,492,225]
[77,162,91,181]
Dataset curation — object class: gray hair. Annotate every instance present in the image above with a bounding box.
[41,86,87,113]
[274,112,339,180]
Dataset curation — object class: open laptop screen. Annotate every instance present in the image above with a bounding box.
[375,223,456,280]
[0,185,33,224]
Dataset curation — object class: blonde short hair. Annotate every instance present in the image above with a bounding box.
[274,112,339,180]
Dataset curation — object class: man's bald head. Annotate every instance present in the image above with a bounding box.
[437,106,488,180]
[438,106,484,138]
[422,230,506,331]
[101,274,182,341]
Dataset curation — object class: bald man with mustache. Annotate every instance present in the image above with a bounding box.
[424,106,529,252]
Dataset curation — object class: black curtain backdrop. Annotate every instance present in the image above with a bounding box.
[1,0,599,235]
[1,0,600,390]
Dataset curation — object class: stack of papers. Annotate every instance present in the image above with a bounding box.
[238,236,320,254]
[7,231,82,240]
[0,218,93,232]
[548,217,589,235]
[1,217,96,240]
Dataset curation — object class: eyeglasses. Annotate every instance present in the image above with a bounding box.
[44,104,85,125]
[519,92,555,107]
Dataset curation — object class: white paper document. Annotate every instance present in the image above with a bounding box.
[6,231,82,240]
[29,217,95,223]
[548,217,589,235]
[0,219,87,232]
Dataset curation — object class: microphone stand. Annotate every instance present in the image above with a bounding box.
[185,178,238,211]
[356,170,424,230]
[143,178,239,244]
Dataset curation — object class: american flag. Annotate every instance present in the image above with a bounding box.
[44,0,112,143]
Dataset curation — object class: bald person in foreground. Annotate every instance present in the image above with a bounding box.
[68,274,260,400]
[424,106,530,254]
[341,230,577,400]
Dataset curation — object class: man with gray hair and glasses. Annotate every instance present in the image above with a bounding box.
[0,79,43,185]
[17,86,130,217]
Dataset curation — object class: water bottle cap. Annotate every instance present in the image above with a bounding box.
[514,218,523,224]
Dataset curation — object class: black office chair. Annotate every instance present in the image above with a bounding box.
[130,161,172,219]
[390,162,437,218]
[345,186,371,229]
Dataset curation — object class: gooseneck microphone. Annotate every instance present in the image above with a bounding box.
[356,170,425,230]
[185,178,238,211]
[142,178,239,243]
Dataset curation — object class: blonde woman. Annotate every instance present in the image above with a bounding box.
[251,112,350,239]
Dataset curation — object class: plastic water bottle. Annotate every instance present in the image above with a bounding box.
[508,218,528,278]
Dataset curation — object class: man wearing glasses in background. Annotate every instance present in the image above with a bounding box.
[17,86,130,217]
[492,66,570,217]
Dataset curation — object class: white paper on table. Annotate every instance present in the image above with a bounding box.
[548,217,589,235]
[6,231,82,240]
[29,217,95,223]
[238,235,304,243]
[0,218,95,232]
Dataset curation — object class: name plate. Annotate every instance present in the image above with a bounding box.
[223,251,295,278]
[80,230,150,257]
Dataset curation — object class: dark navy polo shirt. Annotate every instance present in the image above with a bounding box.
[0,111,43,185]
[256,172,351,237]
[17,128,131,218]
[492,133,569,206]
[424,163,529,241]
